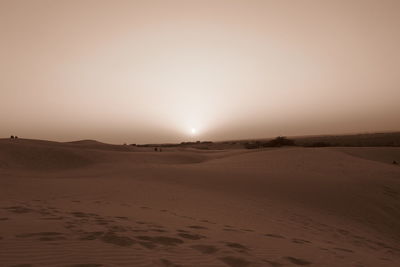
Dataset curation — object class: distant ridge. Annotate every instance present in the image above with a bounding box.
[64,139,135,152]
[0,138,133,152]
[293,132,400,147]
[2,131,400,150]
[0,138,210,171]
[212,131,400,148]
[66,139,106,145]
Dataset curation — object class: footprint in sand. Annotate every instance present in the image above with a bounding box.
[70,211,99,218]
[264,233,285,239]
[95,218,113,225]
[135,235,184,247]
[200,219,216,224]
[223,228,241,233]
[79,231,104,241]
[224,242,250,253]
[383,186,399,198]
[107,225,128,233]
[40,216,64,220]
[101,231,136,247]
[159,259,181,267]
[219,256,251,267]
[150,228,167,233]
[114,216,129,220]
[3,206,32,214]
[263,259,284,267]
[285,256,312,265]
[191,244,218,254]
[16,232,66,241]
[177,232,206,240]
[333,247,354,253]
[37,208,54,216]
[139,241,157,249]
[292,238,312,244]
[336,228,350,235]
[131,229,149,233]
[66,264,103,267]
[187,225,208,230]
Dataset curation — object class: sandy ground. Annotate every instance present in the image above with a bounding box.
[0,139,399,267]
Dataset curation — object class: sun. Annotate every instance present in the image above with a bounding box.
[191,128,197,135]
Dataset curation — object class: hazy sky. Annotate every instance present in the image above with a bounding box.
[1,0,399,143]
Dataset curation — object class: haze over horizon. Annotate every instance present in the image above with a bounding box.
[1,0,399,144]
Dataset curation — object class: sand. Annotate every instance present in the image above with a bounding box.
[0,138,399,266]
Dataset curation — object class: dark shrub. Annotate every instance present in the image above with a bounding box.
[305,141,331,147]
[264,136,295,147]
[244,142,261,149]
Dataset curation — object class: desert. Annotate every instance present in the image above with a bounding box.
[1,138,399,266]
[2,0,400,266]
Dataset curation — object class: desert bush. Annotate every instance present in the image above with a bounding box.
[304,141,331,147]
[244,142,261,149]
[264,136,295,147]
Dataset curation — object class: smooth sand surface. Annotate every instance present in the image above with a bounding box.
[0,139,399,266]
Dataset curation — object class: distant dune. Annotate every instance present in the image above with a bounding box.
[138,132,400,150]
[294,132,400,147]
[0,138,399,266]
[65,139,136,152]
[0,138,218,171]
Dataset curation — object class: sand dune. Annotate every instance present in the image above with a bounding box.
[0,139,399,266]
[0,139,222,171]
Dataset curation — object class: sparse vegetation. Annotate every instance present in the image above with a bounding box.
[265,136,295,147]
[244,137,296,149]
[244,142,261,149]
[296,132,400,147]
[304,141,331,147]
[133,132,400,149]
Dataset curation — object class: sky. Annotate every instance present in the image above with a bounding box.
[1,0,399,144]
